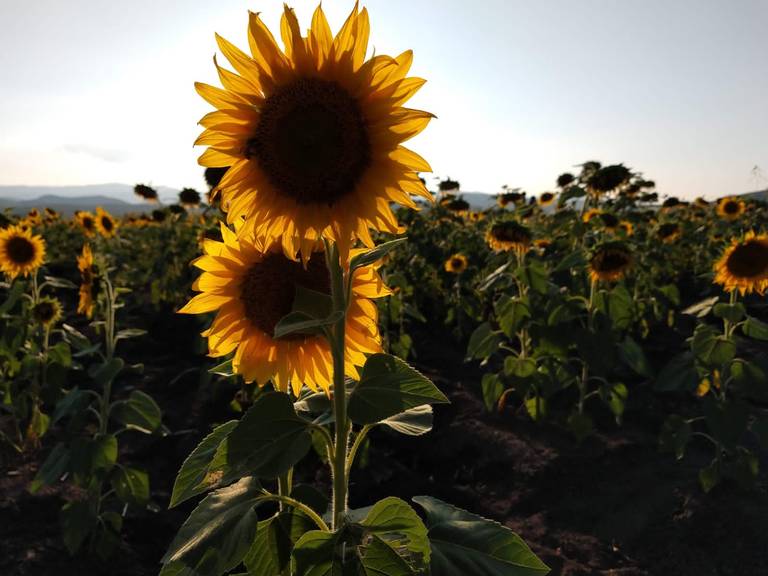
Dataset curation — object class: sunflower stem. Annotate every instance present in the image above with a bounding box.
[327,242,349,531]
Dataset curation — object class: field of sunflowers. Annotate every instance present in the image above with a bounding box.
[2,4,768,576]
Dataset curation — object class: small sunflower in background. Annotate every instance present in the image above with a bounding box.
[0,225,46,279]
[444,253,468,274]
[694,197,709,208]
[716,196,745,221]
[661,197,681,210]
[618,220,634,236]
[77,244,95,318]
[168,204,186,215]
[713,231,768,295]
[75,211,98,237]
[134,184,159,203]
[582,208,603,224]
[444,198,470,216]
[95,207,118,238]
[589,242,632,283]
[195,3,433,258]
[556,173,575,188]
[32,297,63,328]
[538,192,556,207]
[497,191,525,208]
[179,188,202,208]
[485,220,532,254]
[26,208,42,225]
[180,225,389,395]
[467,211,485,223]
[598,212,620,233]
[657,222,682,244]
[588,164,632,195]
[44,207,59,222]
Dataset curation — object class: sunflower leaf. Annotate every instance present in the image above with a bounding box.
[273,310,343,339]
[350,237,408,271]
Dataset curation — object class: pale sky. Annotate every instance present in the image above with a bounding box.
[1,0,766,198]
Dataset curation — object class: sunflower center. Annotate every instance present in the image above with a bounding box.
[101,216,114,232]
[725,240,768,278]
[83,217,95,230]
[34,302,55,323]
[491,224,531,245]
[593,250,630,272]
[240,251,331,339]
[724,201,739,214]
[6,236,35,264]
[247,78,371,206]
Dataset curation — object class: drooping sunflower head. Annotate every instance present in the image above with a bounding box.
[77,243,97,319]
[657,222,681,244]
[44,207,58,220]
[714,231,768,295]
[556,173,575,188]
[716,196,745,220]
[179,188,202,207]
[588,164,632,194]
[134,184,159,203]
[32,297,63,328]
[598,212,620,231]
[485,220,532,253]
[444,198,470,215]
[618,220,634,236]
[180,225,388,394]
[26,209,42,224]
[538,192,556,207]
[75,211,97,236]
[589,241,632,283]
[444,253,468,274]
[0,225,46,279]
[95,207,118,238]
[497,191,525,208]
[195,4,433,258]
[582,208,603,224]
[661,197,681,210]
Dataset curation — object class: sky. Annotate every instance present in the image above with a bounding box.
[0,0,766,199]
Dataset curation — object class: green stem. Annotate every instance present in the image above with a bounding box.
[345,424,372,479]
[277,469,294,513]
[257,494,330,532]
[327,242,349,530]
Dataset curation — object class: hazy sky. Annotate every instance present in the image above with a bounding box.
[1,0,766,198]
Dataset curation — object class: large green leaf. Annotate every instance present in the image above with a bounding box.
[348,354,448,425]
[618,336,653,378]
[293,530,352,576]
[358,535,415,576]
[112,466,150,506]
[61,499,98,555]
[380,405,434,436]
[29,442,70,493]
[360,497,430,570]
[413,496,549,576]
[170,420,238,508]
[161,477,264,576]
[90,357,124,387]
[653,351,698,392]
[496,297,530,338]
[743,316,768,341]
[466,322,502,361]
[215,392,312,481]
[69,434,118,484]
[111,390,162,434]
[244,511,316,576]
[349,238,407,271]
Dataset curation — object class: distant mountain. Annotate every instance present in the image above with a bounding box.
[743,189,768,203]
[0,183,180,205]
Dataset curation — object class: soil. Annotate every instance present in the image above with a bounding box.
[1,309,766,576]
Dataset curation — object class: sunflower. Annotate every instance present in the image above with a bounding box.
[134,184,159,203]
[618,220,634,236]
[588,164,631,195]
[444,253,468,274]
[694,197,709,208]
[657,222,681,244]
[95,207,118,238]
[75,211,98,237]
[485,220,532,254]
[444,198,469,215]
[716,196,745,221]
[661,197,681,210]
[598,212,620,232]
[713,231,768,295]
[32,297,63,328]
[556,173,575,188]
[0,225,46,279]
[538,192,556,207]
[77,244,95,318]
[179,225,388,394]
[534,238,552,251]
[26,209,42,225]
[195,4,433,258]
[582,208,602,224]
[179,188,202,207]
[497,191,525,208]
[589,242,632,283]
[467,211,485,223]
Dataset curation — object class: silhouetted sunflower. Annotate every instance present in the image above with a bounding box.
[713,231,768,295]
[598,212,620,231]
[152,209,167,223]
[179,226,389,394]
[661,197,681,209]
[589,242,632,283]
[0,225,46,279]
[556,173,575,188]
[169,204,186,215]
[657,222,681,244]
[134,184,159,203]
[444,253,468,274]
[95,207,118,238]
[445,198,470,215]
[179,188,202,207]
[486,220,532,253]
[195,4,433,258]
[438,178,460,192]
[716,197,745,221]
[589,164,632,194]
[497,191,525,208]
[32,297,63,327]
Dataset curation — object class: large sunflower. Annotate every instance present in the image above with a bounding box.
[195,4,433,258]
[716,196,745,221]
[77,244,95,318]
[0,225,46,279]
[713,231,768,295]
[95,207,118,238]
[589,242,632,283]
[75,211,98,237]
[179,224,388,394]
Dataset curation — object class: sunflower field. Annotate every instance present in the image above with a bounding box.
[2,4,768,576]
